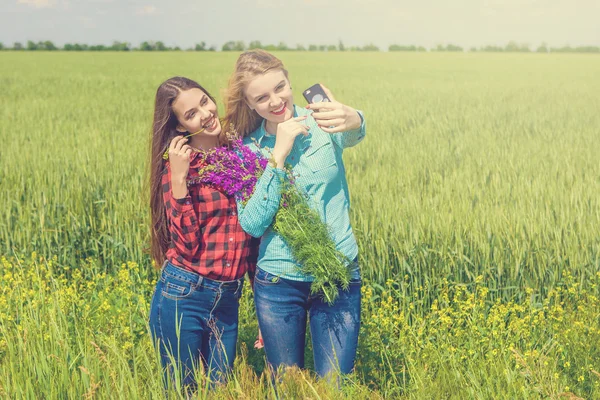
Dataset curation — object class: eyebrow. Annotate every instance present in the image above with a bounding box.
[184,95,206,119]
[253,80,286,101]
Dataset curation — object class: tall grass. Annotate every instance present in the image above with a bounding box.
[1,52,599,397]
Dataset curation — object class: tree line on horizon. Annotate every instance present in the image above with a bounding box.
[1,40,598,54]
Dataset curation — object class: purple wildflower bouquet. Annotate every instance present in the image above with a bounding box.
[182,139,351,304]
[186,139,268,204]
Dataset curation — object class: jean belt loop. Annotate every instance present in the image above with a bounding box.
[197,274,203,287]
[161,259,168,271]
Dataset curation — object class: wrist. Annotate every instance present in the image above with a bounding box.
[348,110,361,130]
[267,153,278,169]
[271,152,286,169]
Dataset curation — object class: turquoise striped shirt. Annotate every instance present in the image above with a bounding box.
[236,104,366,281]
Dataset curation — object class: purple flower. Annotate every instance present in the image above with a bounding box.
[188,141,269,203]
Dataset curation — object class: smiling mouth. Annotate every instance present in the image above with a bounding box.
[202,116,218,130]
[270,103,286,116]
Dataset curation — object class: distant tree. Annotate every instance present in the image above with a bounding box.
[89,44,106,51]
[505,41,530,52]
[194,42,207,51]
[446,44,463,52]
[432,44,461,52]
[296,44,306,51]
[140,41,154,51]
[111,41,130,51]
[327,44,337,51]
[155,41,167,51]
[27,40,38,50]
[264,44,277,51]
[361,43,379,51]
[13,42,23,50]
[318,45,326,51]
[173,46,181,51]
[308,44,318,51]
[222,41,245,51]
[505,41,519,52]
[417,46,426,52]
[248,40,263,50]
[469,47,478,52]
[338,40,345,51]
[43,40,57,50]
[574,46,599,53]
[208,45,216,51]
[389,44,418,51]
[536,43,548,53]
[481,45,503,52]
[277,42,289,51]
[551,46,573,53]
[0,43,4,50]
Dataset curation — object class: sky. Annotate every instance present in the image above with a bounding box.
[1,0,599,50]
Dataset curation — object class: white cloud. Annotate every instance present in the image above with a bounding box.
[136,5,158,15]
[17,0,57,8]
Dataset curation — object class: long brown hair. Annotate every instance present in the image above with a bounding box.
[223,49,288,137]
[149,77,218,268]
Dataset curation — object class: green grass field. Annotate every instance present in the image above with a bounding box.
[1,52,599,399]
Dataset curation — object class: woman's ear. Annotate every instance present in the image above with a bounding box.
[245,99,254,111]
[176,124,187,133]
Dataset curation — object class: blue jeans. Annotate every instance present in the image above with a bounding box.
[253,267,361,377]
[148,262,243,390]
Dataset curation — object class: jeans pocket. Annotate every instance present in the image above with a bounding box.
[161,272,196,300]
[254,268,282,286]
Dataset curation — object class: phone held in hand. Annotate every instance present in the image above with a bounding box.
[303,84,330,104]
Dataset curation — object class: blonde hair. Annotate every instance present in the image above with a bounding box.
[223,49,289,137]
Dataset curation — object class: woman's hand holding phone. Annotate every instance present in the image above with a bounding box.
[305,85,362,133]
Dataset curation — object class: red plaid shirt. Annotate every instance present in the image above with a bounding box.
[162,152,258,281]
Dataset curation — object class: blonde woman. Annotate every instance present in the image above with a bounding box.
[224,50,366,378]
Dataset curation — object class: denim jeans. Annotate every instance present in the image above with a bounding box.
[253,267,361,377]
[148,261,243,391]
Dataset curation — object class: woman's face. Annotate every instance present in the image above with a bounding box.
[172,88,221,137]
[244,69,294,124]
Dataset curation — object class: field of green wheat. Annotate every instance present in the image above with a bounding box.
[1,52,599,399]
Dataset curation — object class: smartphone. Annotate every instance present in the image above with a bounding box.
[303,83,331,104]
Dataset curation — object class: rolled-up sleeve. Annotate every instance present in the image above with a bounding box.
[331,110,366,150]
[162,165,201,255]
[237,164,286,238]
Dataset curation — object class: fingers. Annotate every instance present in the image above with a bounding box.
[169,135,182,151]
[292,124,309,137]
[306,101,338,112]
[320,124,346,134]
[316,118,345,128]
[170,135,187,152]
[320,84,336,102]
[311,109,343,120]
[292,115,308,122]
